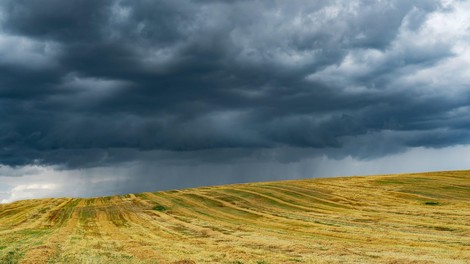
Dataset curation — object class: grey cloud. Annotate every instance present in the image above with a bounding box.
[0,0,468,170]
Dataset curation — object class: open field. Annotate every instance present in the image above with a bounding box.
[0,170,469,263]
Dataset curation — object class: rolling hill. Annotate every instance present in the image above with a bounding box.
[0,171,469,263]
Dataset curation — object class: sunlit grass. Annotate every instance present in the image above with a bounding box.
[0,170,469,263]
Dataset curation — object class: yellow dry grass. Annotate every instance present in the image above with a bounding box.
[0,170,469,263]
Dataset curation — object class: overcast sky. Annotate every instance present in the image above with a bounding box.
[1,0,470,203]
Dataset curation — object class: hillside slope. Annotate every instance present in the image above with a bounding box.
[0,171,469,263]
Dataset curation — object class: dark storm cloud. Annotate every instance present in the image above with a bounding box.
[0,0,468,168]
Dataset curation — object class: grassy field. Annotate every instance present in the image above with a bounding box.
[0,170,469,263]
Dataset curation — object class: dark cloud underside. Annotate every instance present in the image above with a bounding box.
[1,0,469,168]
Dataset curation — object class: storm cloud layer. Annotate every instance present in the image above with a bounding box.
[1,0,470,171]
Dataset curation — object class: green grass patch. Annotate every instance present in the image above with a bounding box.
[153,205,167,211]
[79,207,96,224]
[1,249,24,264]
[424,201,440,206]
[17,229,49,237]
[375,179,406,185]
